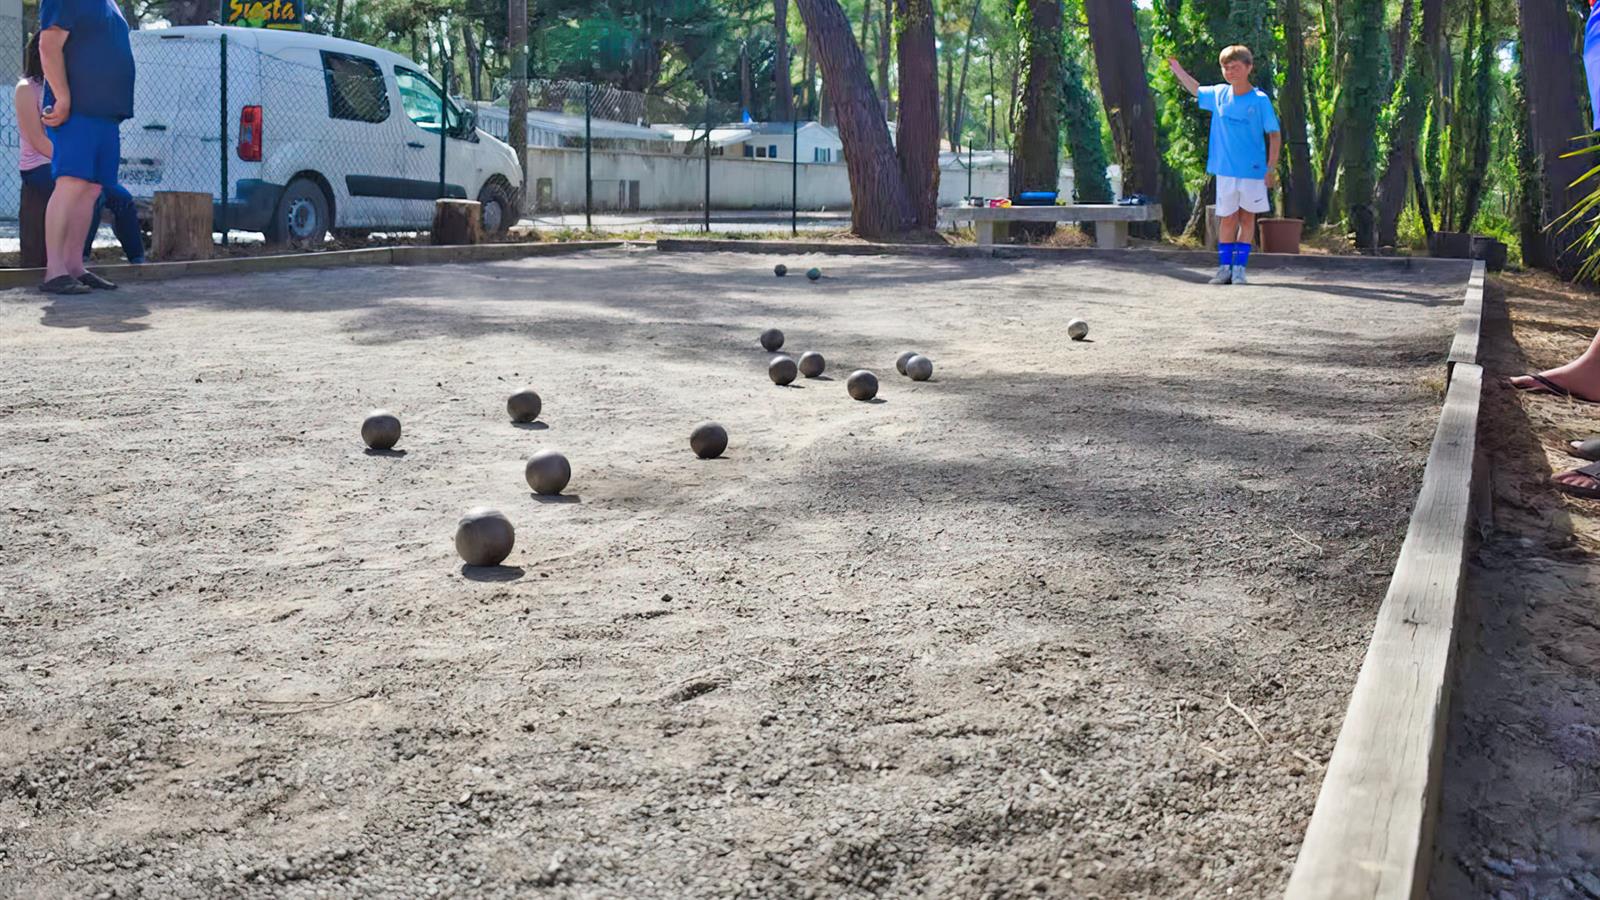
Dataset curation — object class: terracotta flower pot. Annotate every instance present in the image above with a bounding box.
[1257,217,1304,254]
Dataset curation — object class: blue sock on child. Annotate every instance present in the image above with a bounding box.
[1234,243,1252,268]
[1219,242,1235,267]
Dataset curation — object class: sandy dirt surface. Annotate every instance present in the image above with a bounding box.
[1433,272,1600,899]
[0,249,1460,898]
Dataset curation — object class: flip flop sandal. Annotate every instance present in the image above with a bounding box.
[39,275,91,295]
[77,271,117,290]
[1553,460,1600,500]
[1510,373,1600,404]
[1568,437,1600,461]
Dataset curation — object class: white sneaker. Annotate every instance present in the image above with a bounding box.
[1208,265,1233,285]
[1231,265,1248,285]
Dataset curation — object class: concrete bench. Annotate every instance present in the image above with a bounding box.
[941,203,1164,249]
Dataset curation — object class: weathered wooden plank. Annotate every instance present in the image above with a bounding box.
[1284,362,1483,900]
[1446,260,1487,370]
[941,203,1165,223]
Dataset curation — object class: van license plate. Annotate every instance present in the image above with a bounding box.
[119,159,164,186]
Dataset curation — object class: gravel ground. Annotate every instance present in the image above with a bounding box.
[0,249,1460,898]
[1432,272,1600,899]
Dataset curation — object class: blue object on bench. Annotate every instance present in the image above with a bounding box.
[1016,191,1058,206]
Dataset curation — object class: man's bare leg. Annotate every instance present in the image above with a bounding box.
[44,175,100,282]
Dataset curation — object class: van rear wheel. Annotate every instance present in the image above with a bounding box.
[266,178,330,247]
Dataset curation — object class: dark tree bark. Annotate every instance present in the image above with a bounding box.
[1062,26,1112,204]
[1373,0,1442,245]
[1012,0,1063,206]
[1279,0,1318,223]
[1387,0,1414,93]
[508,0,528,211]
[1518,0,1589,274]
[1453,0,1493,233]
[801,30,815,115]
[1512,52,1549,269]
[1338,0,1384,249]
[774,0,795,120]
[896,0,941,228]
[1085,0,1163,210]
[740,42,754,117]
[949,0,983,147]
[795,0,917,237]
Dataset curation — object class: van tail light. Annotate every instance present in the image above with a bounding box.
[238,106,262,161]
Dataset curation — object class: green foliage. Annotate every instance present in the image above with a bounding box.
[1337,0,1385,246]
[1061,19,1112,202]
[1151,0,1229,181]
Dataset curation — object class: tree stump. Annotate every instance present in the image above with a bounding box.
[152,191,213,261]
[431,199,483,245]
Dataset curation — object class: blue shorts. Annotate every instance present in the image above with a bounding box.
[48,114,120,186]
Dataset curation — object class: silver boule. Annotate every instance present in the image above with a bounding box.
[905,355,934,381]
[895,351,919,376]
[455,507,515,567]
[798,351,826,378]
[361,410,401,450]
[759,328,785,352]
[1068,319,1089,341]
[846,370,879,401]
[524,449,572,495]
[769,355,798,385]
[507,388,542,423]
[690,422,729,459]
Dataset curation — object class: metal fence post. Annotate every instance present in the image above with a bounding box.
[219,33,228,247]
[438,65,448,202]
[584,81,593,231]
[791,117,798,236]
[702,80,711,234]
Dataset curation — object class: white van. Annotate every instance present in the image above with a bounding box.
[122,26,523,244]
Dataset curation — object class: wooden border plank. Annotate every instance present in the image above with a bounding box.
[1284,362,1483,900]
[1445,260,1487,370]
[654,238,1478,279]
[0,241,627,291]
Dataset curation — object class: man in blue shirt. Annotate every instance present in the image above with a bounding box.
[37,0,135,294]
[1169,46,1281,285]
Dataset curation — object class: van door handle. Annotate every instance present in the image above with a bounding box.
[143,123,167,131]
[406,141,426,149]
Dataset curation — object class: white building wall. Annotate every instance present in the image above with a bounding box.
[525,147,1017,212]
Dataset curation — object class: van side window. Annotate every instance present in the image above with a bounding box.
[321,52,389,123]
[394,68,461,135]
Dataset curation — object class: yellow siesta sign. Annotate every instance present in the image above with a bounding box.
[225,0,302,30]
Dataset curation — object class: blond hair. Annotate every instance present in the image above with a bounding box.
[1219,45,1254,67]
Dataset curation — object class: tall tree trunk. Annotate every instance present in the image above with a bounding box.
[333,0,344,37]
[795,0,917,237]
[1387,0,1414,94]
[1085,0,1163,212]
[1511,50,1549,269]
[1453,0,1493,233]
[1338,0,1384,249]
[942,32,956,141]
[879,0,893,116]
[896,0,941,228]
[802,37,817,116]
[1279,0,1318,224]
[1374,0,1442,245]
[507,0,528,213]
[1062,25,1112,204]
[774,0,795,120]
[949,0,983,148]
[859,0,874,96]
[740,42,754,117]
[1517,0,1588,274]
[1012,0,1063,196]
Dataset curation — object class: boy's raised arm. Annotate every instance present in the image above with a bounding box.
[1167,57,1200,97]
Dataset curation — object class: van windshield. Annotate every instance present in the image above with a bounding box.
[395,68,462,135]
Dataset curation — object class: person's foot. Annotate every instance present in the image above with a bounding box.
[1208,265,1233,285]
[39,275,91,295]
[78,271,117,290]
[1509,371,1600,403]
[1553,464,1600,499]
[1231,265,1249,285]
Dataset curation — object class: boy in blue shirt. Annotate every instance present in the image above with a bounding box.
[1169,46,1281,285]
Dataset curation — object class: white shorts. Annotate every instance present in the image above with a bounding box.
[1215,175,1270,217]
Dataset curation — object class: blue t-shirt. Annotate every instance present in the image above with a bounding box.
[1197,84,1279,180]
[38,0,135,121]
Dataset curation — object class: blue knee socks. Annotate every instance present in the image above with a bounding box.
[1219,242,1235,267]
[1234,243,1252,268]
